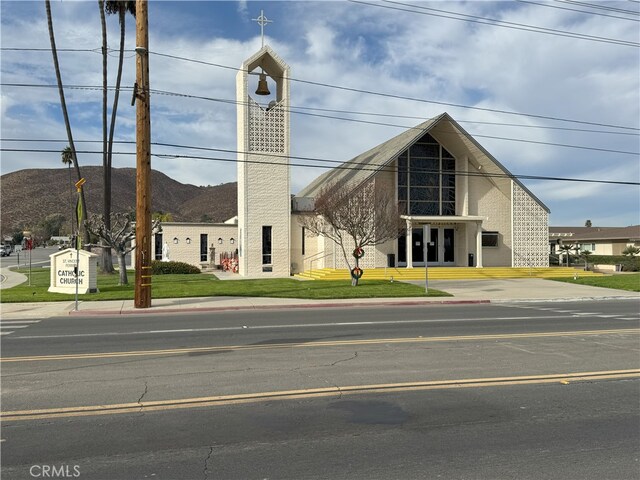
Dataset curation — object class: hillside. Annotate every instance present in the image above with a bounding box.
[0,166,237,236]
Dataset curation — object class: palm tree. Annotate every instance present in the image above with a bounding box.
[98,0,113,272]
[61,146,74,235]
[45,0,89,244]
[98,1,136,273]
[558,244,573,267]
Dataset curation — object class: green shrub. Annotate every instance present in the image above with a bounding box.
[620,257,639,272]
[151,260,201,275]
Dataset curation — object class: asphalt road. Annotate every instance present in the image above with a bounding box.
[2,300,639,479]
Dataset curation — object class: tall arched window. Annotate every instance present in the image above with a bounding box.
[397,133,455,216]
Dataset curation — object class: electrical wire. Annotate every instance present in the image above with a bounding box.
[555,0,640,16]
[348,0,639,47]
[516,0,639,21]
[2,82,638,155]
[2,47,639,132]
[146,52,640,131]
[2,147,638,186]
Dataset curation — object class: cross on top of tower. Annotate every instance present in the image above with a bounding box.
[252,10,273,48]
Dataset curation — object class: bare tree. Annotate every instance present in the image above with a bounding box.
[85,212,159,285]
[298,180,403,286]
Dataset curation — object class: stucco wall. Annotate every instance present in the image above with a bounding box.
[290,214,321,274]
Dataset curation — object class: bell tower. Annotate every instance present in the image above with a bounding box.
[236,29,290,276]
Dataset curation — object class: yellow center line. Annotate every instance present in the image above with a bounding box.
[2,369,638,421]
[2,328,638,363]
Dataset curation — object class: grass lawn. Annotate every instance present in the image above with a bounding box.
[551,273,640,292]
[0,268,450,303]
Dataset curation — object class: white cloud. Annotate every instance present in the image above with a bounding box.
[1,0,638,226]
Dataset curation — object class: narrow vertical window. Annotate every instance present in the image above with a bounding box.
[301,227,306,256]
[262,226,272,265]
[200,234,208,262]
[154,233,163,260]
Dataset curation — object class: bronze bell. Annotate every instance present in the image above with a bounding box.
[255,72,270,96]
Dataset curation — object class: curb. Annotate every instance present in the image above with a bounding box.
[492,296,640,304]
[68,299,492,316]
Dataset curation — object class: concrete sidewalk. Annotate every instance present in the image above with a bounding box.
[0,263,637,320]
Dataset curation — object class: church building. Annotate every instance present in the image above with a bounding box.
[152,42,549,275]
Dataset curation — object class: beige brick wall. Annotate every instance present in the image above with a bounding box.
[240,157,290,276]
[150,223,237,269]
[236,48,291,278]
[468,175,512,266]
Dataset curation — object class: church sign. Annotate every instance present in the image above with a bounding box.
[49,248,98,294]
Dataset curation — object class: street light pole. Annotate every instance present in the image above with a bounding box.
[423,224,430,294]
[134,0,152,308]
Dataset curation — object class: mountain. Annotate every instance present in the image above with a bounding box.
[0,166,237,236]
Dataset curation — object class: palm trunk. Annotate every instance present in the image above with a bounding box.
[99,0,114,273]
[45,0,89,245]
[103,9,127,273]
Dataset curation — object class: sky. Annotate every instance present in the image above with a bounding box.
[1,0,639,227]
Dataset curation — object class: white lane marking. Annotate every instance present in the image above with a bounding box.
[0,320,41,325]
[572,313,599,316]
[7,314,636,340]
[598,315,624,318]
[0,320,41,336]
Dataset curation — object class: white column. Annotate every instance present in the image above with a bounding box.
[406,219,413,268]
[476,221,483,268]
[462,156,469,216]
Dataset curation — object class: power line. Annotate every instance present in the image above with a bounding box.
[3,46,639,132]
[0,47,100,52]
[349,0,639,47]
[555,0,640,16]
[2,147,638,186]
[3,82,639,155]
[382,0,640,40]
[3,73,637,137]
[289,107,640,137]
[3,82,640,156]
[146,52,640,131]
[5,137,639,162]
[516,0,640,21]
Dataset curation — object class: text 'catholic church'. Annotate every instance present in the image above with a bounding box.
[153,42,549,276]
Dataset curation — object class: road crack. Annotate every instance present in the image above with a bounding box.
[331,351,358,366]
[137,381,148,413]
[203,446,214,480]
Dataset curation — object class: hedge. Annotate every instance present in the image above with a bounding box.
[151,260,201,275]
[588,255,639,272]
[550,254,639,272]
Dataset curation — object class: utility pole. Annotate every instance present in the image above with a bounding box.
[134,0,152,308]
